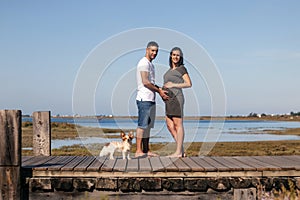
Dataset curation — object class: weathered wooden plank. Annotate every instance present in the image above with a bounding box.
[22,156,55,169]
[126,158,139,172]
[149,157,164,172]
[74,156,96,171]
[22,156,53,166]
[201,157,230,172]
[22,156,33,163]
[251,156,282,170]
[190,157,216,172]
[254,156,294,170]
[160,157,178,172]
[0,110,21,166]
[34,156,71,171]
[212,157,243,171]
[234,156,267,171]
[32,157,58,170]
[0,110,21,200]
[87,156,106,171]
[181,157,205,172]
[263,170,299,177]
[278,156,300,170]
[47,156,77,171]
[280,155,300,162]
[61,156,87,171]
[101,158,116,172]
[234,156,281,171]
[22,156,36,166]
[280,155,300,161]
[171,157,190,172]
[0,167,21,200]
[139,157,152,172]
[223,157,256,171]
[32,111,51,156]
[113,158,127,172]
[22,156,42,166]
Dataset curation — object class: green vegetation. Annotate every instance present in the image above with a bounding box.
[291,111,300,116]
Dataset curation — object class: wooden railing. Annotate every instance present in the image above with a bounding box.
[0,110,22,200]
[32,111,51,156]
[0,110,51,200]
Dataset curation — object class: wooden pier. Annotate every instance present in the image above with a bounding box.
[22,155,300,199]
[1,110,300,199]
[22,155,300,178]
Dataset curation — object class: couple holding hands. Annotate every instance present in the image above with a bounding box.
[135,41,192,158]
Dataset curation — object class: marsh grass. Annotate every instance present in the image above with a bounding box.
[21,122,134,155]
[21,122,300,156]
[23,140,300,157]
[149,140,300,157]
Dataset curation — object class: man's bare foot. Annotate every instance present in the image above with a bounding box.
[147,151,159,157]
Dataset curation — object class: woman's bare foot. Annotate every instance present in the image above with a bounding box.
[147,151,159,157]
[167,153,183,158]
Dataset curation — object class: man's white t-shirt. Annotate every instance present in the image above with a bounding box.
[136,57,155,102]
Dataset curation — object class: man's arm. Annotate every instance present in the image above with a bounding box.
[140,71,159,92]
[140,71,168,100]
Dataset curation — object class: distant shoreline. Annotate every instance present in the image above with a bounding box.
[48,115,300,122]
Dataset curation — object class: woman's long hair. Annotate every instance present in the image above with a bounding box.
[169,47,184,68]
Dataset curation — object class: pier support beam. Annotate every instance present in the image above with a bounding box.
[234,188,256,200]
[0,110,22,200]
[33,111,51,156]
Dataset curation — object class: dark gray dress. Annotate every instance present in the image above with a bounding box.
[163,65,188,117]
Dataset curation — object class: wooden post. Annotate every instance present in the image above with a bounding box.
[234,188,256,200]
[32,111,51,156]
[0,110,22,200]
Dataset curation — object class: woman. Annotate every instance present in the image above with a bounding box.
[163,47,192,157]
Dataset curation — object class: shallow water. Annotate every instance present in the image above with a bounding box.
[23,117,300,149]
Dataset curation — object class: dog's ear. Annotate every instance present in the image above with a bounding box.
[128,131,134,139]
[121,131,125,138]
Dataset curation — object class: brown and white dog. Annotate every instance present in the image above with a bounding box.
[99,131,134,160]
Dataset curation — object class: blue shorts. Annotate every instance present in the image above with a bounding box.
[136,100,156,129]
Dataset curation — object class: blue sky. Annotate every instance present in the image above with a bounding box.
[1,1,300,116]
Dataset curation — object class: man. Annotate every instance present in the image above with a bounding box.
[135,41,168,157]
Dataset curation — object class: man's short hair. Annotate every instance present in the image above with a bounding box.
[147,41,159,48]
